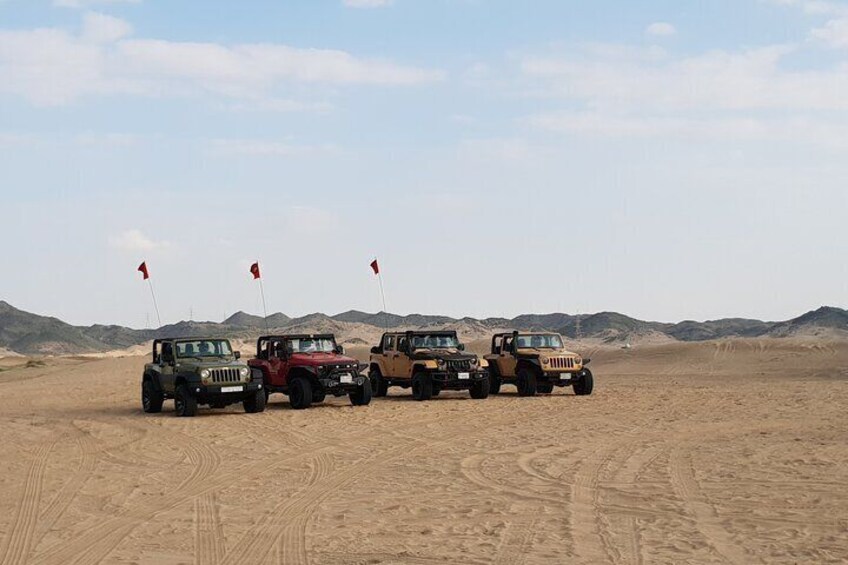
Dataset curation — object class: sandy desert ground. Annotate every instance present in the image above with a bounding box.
[0,338,846,565]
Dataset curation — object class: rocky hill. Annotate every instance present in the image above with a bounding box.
[0,300,845,355]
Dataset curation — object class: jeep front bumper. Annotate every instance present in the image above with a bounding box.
[190,381,263,397]
[542,371,585,385]
[319,374,367,392]
[431,371,488,390]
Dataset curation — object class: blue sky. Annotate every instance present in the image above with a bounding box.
[1,0,846,328]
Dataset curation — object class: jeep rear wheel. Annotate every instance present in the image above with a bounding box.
[174,384,197,417]
[573,369,594,396]
[289,377,313,410]
[243,388,266,413]
[469,377,490,400]
[537,383,554,394]
[411,372,433,401]
[350,378,372,406]
[371,368,389,397]
[516,367,537,397]
[142,380,164,413]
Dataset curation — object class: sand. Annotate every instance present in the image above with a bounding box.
[0,338,846,564]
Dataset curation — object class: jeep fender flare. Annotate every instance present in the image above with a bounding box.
[369,362,383,375]
[287,367,318,388]
[411,363,431,376]
[142,371,163,391]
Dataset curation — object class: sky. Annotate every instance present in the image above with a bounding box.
[1,0,846,328]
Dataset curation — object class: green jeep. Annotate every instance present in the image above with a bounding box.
[142,338,265,417]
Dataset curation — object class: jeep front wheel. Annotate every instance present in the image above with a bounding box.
[142,380,164,413]
[243,388,266,413]
[573,369,594,396]
[371,368,389,397]
[350,378,372,406]
[289,377,313,410]
[516,367,537,397]
[411,372,433,401]
[488,370,502,395]
[469,377,490,400]
[174,384,198,417]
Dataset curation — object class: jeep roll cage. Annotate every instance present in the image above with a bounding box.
[373,330,464,354]
[151,337,240,363]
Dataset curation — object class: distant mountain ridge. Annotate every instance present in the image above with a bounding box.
[0,300,845,355]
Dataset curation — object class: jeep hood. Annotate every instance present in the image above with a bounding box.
[175,358,245,368]
[410,349,477,361]
[288,352,359,366]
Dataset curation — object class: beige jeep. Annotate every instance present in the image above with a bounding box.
[369,330,490,401]
[484,332,593,396]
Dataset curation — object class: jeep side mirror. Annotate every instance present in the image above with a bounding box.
[370,346,380,355]
[334,345,345,355]
[234,351,241,360]
[458,344,465,351]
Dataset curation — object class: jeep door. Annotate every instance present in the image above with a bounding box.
[498,335,518,377]
[395,335,413,378]
[268,340,287,386]
[382,335,397,377]
[159,341,177,392]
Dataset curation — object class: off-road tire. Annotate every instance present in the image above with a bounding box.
[350,378,373,406]
[142,380,164,413]
[175,384,198,417]
[516,367,537,397]
[573,369,594,396]
[243,388,266,413]
[411,371,433,401]
[537,383,554,394]
[371,368,389,397]
[312,391,327,404]
[432,384,442,397]
[289,377,313,410]
[488,369,502,395]
[469,377,490,399]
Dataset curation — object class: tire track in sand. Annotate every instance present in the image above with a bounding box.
[194,492,225,565]
[32,431,225,565]
[668,447,751,564]
[0,442,54,565]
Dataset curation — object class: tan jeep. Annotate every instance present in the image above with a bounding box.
[369,330,490,401]
[484,332,593,396]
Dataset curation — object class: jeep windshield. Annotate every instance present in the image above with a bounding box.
[176,339,233,358]
[516,334,564,349]
[287,337,336,354]
[411,334,460,349]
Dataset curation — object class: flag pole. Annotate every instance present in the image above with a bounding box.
[373,258,388,332]
[147,278,162,328]
[258,276,269,333]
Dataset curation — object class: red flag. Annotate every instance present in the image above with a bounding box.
[250,262,261,280]
[138,261,149,280]
[370,259,380,275]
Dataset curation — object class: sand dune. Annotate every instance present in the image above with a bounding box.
[0,338,846,564]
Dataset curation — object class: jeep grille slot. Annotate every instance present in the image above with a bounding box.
[209,368,241,383]
[447,360,472,372]
[550,357,575,370]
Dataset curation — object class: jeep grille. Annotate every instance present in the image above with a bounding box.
[549,357,576,370]
[446,359,472,372]
[209,368,241,384]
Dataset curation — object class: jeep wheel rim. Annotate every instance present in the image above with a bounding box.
[291,385,302,406]
[175,395,184,415]
[142,387,150,411]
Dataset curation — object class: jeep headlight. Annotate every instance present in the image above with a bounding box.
[437,359,446,370]
[470,357,478,367]
[540,356,549,364]
[239,367,250,378]
[575,356,582,365]
[200,369,210,379]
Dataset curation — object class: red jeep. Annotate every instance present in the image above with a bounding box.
[248,334,372,410]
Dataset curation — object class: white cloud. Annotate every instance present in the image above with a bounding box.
[521,44,848,111]
[82,11,132,43]
[812,17,848,47]
[0,15,444,106]
[342,0,394,8]
[208,139,337,157]
[645,22,677,37]
[54,0,140,7]
[108,229,168,251]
